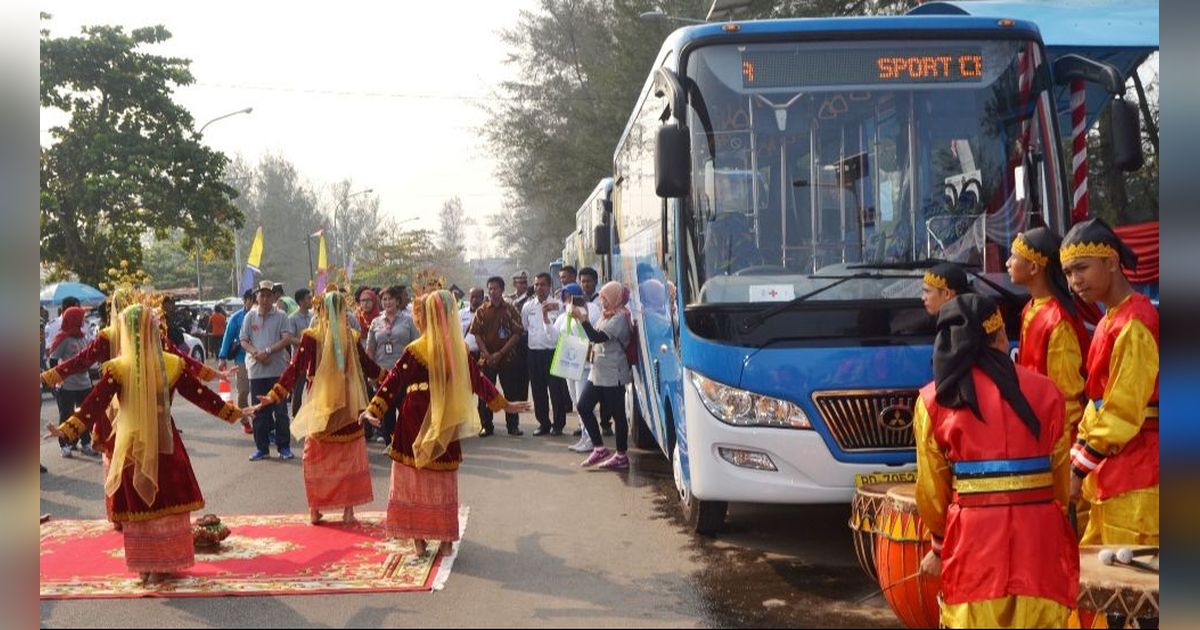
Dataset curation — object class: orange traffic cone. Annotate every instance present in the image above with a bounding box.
[218,378,233,403]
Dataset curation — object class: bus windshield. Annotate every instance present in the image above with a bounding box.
[682,39,1064,306]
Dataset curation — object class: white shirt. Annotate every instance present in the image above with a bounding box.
[545,301,602,343]
[460,306,478,353]
[521,294,564,350]
[44,316,63,356]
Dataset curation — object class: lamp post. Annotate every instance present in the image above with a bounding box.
[194,107,253,299]
[637,11,706,25]
[333,187,373,271]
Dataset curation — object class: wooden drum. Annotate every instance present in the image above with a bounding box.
[1075,545,1159,628]
[875,484,941,629]
[849,481,906,582]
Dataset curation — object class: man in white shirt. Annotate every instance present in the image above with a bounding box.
[521,272,571,436]
[460,287,484,355]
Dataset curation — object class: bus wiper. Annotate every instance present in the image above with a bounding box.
[739,272,880,333]
[848,259,1023,304]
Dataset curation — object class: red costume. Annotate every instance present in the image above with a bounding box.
[41,325,217,388]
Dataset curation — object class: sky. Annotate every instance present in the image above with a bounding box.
[39,0,540,258]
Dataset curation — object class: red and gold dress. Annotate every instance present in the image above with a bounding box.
[41,325,217,387]
[915,367,1077,628]
[260,329,382,512]
[366,345,508,541]
[1071,293,1159,545]
[56,353,243,574]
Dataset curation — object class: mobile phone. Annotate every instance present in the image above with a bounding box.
[572,296,586,307]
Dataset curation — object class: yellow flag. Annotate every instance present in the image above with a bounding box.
[246,226,264,271]
[317,233,328,271]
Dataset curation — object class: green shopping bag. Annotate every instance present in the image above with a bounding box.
[549,317,588,380]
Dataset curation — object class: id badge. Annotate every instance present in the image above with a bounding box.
[384,342,394,355]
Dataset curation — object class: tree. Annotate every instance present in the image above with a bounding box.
[327,180,381,273]
[438,196,467,253]
[352,220,441,290]
[40,18,241,285]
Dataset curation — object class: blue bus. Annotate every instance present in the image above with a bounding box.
[596,7,1144,533]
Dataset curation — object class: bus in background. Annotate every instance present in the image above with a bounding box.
[565,178,615,283]
[602,8,1144,533]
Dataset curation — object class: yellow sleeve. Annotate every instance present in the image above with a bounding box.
[1046,320,1086,433]
[1051,410,1073,515]
[914,396,952,542]
[1073,320,1158,476]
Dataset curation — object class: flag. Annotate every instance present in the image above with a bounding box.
[314,232,329,294]
[240,226,264,293]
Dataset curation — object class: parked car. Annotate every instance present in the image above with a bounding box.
[182,332,206,362]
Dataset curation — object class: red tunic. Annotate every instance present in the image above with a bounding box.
[917,367,1077,608]
[41,326,216,387]
[1018,297,1090,377]
[367,345,506,470]
[1018,296,1090,433]
[1076,293,1159,500]
[56,353,243,523]
[262,329,382,441]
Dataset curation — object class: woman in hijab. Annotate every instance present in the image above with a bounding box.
[47,303,251,585]
[46,305,97,457]
[254,289,383,524]
[356,288,382,335]
[569,281,634,470]
[913,294,1077,628]
[361,288,529,556]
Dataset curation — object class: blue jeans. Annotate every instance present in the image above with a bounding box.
[251,378,290,453]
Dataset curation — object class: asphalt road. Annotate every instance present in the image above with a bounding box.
[39,388,898,628]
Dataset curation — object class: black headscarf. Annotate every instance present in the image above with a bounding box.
[1061,217,1138,270]
[1014,227,1079,319]
[924,262,971,294]
[933,294,1041,438]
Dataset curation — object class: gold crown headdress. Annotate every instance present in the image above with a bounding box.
[413,269,447,299]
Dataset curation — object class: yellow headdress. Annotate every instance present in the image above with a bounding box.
[291,289,369,438]
[408,289,479,468]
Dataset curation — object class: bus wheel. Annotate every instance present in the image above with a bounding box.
[628,383,655,450]
[672,443,726,536]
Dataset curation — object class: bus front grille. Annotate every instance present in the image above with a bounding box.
[811,390,919,452]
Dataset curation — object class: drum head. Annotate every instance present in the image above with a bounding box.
[885,483,919,512]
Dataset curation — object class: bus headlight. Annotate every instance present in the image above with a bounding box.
[689,371,812,429]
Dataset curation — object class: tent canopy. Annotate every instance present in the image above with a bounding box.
[40,282,106,308]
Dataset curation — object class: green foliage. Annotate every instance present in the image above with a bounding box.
[40,19,241,286]
[483,0,917,273]
[142,229,230,295]
[352,223,441,290]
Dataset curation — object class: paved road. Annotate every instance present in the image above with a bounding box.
[39,388,898,628]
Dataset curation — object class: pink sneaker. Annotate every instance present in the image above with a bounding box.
[580,447,611,467]
[598,452,629,470]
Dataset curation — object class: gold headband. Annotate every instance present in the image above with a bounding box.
[1060,241,1117,265]
[983,310,1005,335]
[1011,236,1049,267]
[923,271,949,291]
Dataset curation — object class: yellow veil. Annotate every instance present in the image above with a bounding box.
[408,289,480,468]
[105,287,135,356]
[105,304,174,505]
[291,291,369,438]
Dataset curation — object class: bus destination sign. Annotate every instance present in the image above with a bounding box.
[741,47,984,88]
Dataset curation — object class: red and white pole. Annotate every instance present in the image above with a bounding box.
[1070,78,1089,224]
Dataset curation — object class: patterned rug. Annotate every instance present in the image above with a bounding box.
[40,508,467,599]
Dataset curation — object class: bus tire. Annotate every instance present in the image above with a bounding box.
[628,383,656,450]
[672,443,726,536]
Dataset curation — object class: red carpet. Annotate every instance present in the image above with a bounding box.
[40,509,467,599]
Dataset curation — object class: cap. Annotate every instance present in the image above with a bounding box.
[256,280,275,294]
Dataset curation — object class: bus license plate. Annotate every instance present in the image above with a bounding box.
[854,471,917,487]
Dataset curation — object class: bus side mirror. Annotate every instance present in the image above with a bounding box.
[594,223,610,255]
[1110,98,1144,172]
[656,123,691,198]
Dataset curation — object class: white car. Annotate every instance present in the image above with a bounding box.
[182,332,206,362]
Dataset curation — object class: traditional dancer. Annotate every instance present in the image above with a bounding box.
[915,294,1077,628]
[921,261,972,316]
[46,303,250,585]
[361,286,529,556]
[253,289,382,524]
[1007,227,1093,535]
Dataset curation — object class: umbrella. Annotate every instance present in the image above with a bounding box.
[40,282,106,307]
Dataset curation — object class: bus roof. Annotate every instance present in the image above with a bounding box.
[910,1,1158,127]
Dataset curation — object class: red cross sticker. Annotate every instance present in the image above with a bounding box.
[768,289,778,298]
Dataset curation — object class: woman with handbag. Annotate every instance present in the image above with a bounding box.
[569,281,633,470]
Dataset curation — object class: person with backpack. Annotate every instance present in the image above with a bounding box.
[569,281,634,470]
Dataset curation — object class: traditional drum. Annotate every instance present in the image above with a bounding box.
[1075,545,1159,628]
[849,481,906,582]
[875,484,941,629]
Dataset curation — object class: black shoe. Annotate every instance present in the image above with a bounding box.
[601,425,614,436]
[478,428,494,438]
[572,429,583,437]
[507,428,524,436]
[549,428,564,436]
[532,427,551,436]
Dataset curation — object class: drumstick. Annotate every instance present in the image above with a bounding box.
[1067,503,1078,538]
[1116,547,1158,564]
[1098,548,1159,573]
[852,570,923,604]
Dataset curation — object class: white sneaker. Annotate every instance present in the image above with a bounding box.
[567,435,593,452]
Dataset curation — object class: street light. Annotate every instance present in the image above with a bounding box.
[638,11,706,25]
[194,107,253,299]
[333,188,373,270]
